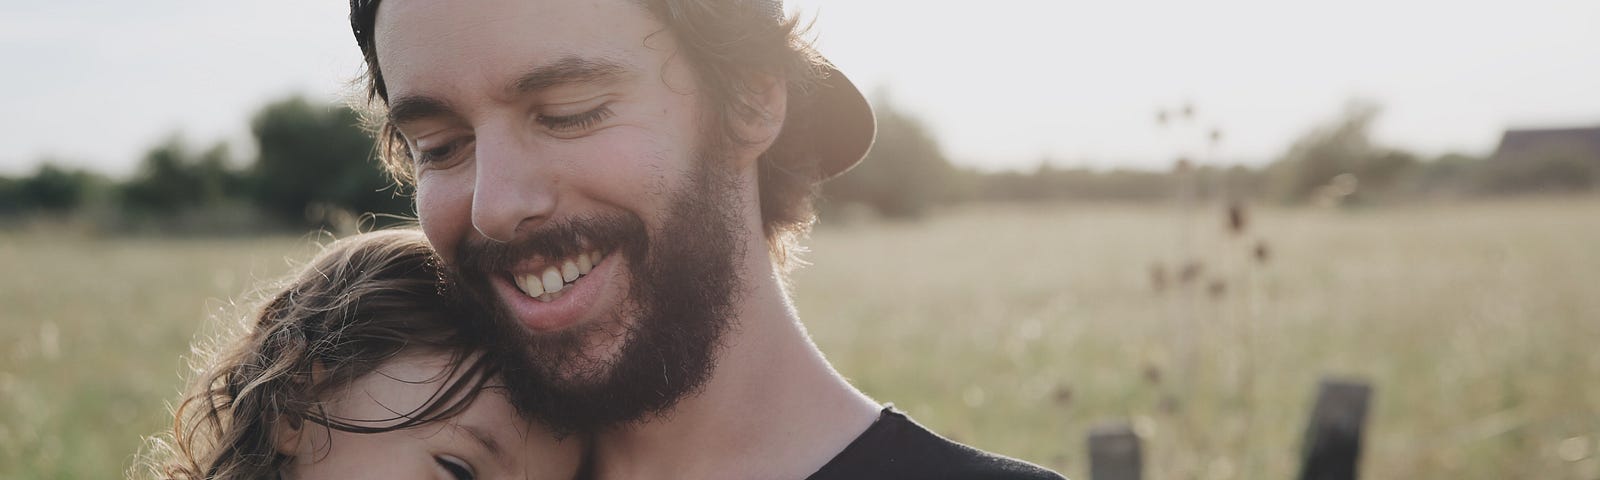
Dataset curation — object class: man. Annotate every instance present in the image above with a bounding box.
[348,0,1065,478]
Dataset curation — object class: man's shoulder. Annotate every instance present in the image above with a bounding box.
[807,406,1067,480]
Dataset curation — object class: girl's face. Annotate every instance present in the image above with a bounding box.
[279,351,582,480]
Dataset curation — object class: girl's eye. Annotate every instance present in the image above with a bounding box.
[435,455,476,480]
[536,104,614,133]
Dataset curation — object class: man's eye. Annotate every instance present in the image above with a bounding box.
[537,104,614,133]
[434,455,476,480]
[413,139,470,167]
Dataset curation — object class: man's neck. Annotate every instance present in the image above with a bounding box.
[592,254,881,480]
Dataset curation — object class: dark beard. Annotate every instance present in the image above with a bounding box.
[450,157,746,433]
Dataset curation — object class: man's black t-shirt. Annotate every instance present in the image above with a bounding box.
[807,407,1066,480]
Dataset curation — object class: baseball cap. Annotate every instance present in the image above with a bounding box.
[349,0,874,182]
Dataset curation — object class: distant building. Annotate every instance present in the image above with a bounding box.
[1483,125,1600,192]
[1490,126,1600,163]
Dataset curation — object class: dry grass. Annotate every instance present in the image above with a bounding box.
[798,196,1600,479]
[2,198,1598,479]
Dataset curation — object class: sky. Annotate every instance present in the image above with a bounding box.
[2,0,1598,176]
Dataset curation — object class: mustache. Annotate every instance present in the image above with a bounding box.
[453,213,649,275]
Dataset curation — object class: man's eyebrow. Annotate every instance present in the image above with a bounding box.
[386,95,455,126]
[385,57,625,125]
[508,55,630,96]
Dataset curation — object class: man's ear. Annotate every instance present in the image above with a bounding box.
[730,73,788,170]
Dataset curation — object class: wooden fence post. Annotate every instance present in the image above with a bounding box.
[1088,421,1142,480]
[1298,377,1373,480]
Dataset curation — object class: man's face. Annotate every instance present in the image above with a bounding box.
[374,0,749,429]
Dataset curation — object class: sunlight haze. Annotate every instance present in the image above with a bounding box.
[3,0,1597,175]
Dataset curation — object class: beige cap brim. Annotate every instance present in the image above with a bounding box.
[808,64,875,181]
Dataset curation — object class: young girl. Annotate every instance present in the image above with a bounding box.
[145,229,583,479]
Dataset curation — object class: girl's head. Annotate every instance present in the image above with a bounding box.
[151,229,582,479]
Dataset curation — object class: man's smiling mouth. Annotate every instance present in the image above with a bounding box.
[510,248,607,302]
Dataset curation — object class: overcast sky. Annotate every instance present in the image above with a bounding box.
[3,0,1598,176]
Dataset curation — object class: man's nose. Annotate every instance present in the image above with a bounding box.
[470,128,558,243]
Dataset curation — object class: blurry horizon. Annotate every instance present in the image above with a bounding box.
[5,3,1600,478]
[3,0,1599,177]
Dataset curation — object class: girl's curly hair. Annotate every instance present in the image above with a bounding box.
[140,229,499,479]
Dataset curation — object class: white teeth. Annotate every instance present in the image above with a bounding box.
[518,251,606,301]
[561,260,580,282]
[518,273,544,297]
[577,252,594,274]
[541,268,564,294]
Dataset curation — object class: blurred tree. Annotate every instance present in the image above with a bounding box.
[1409,153,1485,196]
[1361,149,1422,195]
[251,95,411,228]
[822,92,956,218]
[15,164,100,213]
[0,176,23,215]
[1265,100,1420,203]
[976,164,1180,203]
[121,136,243,213]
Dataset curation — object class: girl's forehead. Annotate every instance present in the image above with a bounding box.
[325,350,485,421]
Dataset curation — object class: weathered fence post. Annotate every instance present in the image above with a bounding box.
[1298,377,1373,480]
[1088,421,1142,480]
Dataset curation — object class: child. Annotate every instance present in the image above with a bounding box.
[145,229,583,479]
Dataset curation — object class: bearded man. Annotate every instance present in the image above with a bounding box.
[349,0,1064,477]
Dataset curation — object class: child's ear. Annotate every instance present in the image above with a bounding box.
[272,411,305,456]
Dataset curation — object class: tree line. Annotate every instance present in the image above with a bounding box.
[1,96,407,233]
[2,94,1594,233]
[823,98,1595,219]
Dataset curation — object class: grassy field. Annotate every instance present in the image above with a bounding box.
[3,197,1598,479]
